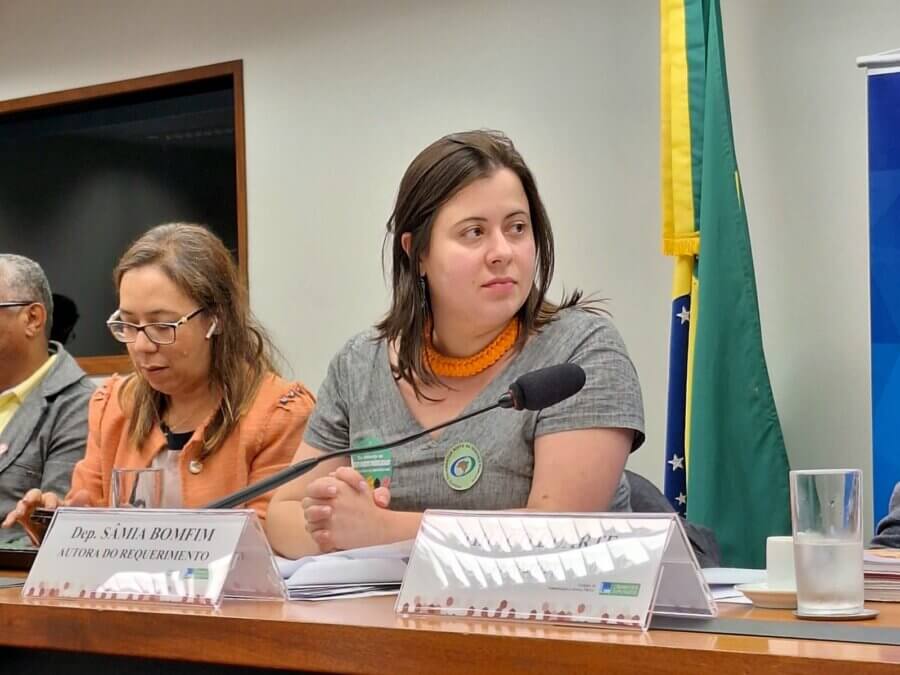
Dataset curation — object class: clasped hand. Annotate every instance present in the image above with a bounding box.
[302,466,391,553]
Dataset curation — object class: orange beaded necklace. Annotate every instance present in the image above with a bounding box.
[424,318,519,378]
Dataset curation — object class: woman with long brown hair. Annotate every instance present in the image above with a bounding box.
[266,130,644,559]
[4,224,314,539]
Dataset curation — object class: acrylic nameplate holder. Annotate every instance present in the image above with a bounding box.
[396,511,716,631]
[23,508,285,608]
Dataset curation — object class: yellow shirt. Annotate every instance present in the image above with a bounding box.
[0,354,58,436]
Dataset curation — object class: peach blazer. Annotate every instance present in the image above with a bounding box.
[68,373,315,521]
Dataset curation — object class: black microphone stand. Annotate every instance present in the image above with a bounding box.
[204,392,514,509]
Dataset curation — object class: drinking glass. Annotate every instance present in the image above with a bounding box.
[111,468,164,509]
[789,469,864,615]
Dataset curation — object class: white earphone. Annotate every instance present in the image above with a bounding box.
[205,319,219,339]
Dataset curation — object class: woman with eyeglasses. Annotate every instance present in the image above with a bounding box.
[265,130,644,559]
[3,223,314,541]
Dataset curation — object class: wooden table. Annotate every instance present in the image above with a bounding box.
[2,575,900,674]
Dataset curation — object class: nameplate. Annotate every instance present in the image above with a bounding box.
[23,508,285,608]
[396,511,716,631]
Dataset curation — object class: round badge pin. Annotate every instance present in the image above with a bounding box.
[443,442,483,491]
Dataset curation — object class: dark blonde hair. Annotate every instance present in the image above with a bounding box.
[115,223,277,459]
[376,130,587,398]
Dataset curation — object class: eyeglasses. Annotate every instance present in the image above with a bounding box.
[0,301,37,309]
[106,308,205,346]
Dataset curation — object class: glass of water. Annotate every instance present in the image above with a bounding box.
[111,468,164,509]
[789,469,864,616]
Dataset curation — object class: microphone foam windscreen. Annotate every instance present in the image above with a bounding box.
[512,363,586,411]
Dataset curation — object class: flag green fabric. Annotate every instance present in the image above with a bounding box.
[667,0,792,568]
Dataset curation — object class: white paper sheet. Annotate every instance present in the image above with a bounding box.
[702,567,766,586]
[706,584,752,603]
[275,540,413,579]
[275,540,413,600]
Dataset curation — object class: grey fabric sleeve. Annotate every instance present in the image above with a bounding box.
[534,315,645,450]
[872,482,900,548]
[40,381,93,496]
[303,344,352,453]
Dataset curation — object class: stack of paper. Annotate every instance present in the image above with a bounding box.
[275,540,413,601]
[701,567,766,604]
[864,548,900,602]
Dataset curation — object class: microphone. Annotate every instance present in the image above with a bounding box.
[204,363,586,509]
[504,363,585,411]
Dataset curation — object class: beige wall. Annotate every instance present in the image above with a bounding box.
[722,0,900,534]
[2,0,898,533]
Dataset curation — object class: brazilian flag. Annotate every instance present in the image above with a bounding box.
[660,0,791,568]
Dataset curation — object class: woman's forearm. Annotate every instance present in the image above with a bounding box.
[379,509,423,544]
[266,502,424,559]
[265,500,321,559]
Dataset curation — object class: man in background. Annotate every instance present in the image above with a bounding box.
[873,484,900,548]
[0,254,93,543]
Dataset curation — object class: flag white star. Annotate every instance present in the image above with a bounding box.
[675,492,686,506]
[668,454,685,471]
[676,306,690,325]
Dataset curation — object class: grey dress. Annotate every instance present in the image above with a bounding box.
[304,308,645,513]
